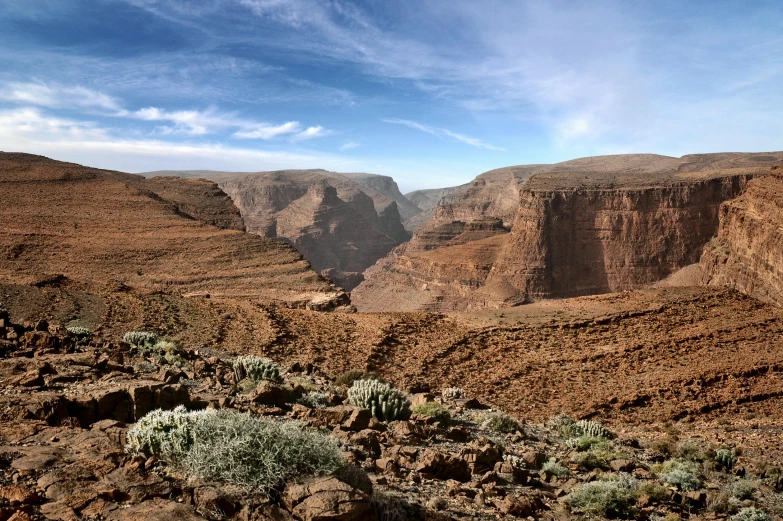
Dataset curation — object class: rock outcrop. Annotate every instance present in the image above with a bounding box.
[355,152,783,311]
[159,170,414,290]
[699,165,783,305]
[0,153,339,305]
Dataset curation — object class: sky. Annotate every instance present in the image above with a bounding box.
[1,1,782,193]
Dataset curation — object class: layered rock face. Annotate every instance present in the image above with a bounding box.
[0,153,338,304]
[355,152,783,311]
[403,183,470,231]
[700,165,783,305]
[195,170,412,290]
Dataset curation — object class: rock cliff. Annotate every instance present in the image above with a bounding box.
[188,170,412,290]
[699,165,783,305]
[354,152,783,311]
[0,153,340,305]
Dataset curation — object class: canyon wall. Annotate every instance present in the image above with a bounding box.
[0,153,339,305]
[354,153,783,311]
[699,165,783,305]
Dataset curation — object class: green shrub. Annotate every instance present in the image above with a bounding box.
[731,480,757,500]
[565,473,639,518]
[660,469,701,491]
[123,330,159,350]
[127,408,343,492]
[654,458,700,476]
[347,379,410,421]
[675,441,705,461]
[297,391,330,409]
[480,411,521,434]
[571,445,621,471]
[566,435,609,451]
[715,448,738,470]
[732,507,770,521]
[541,459,571,478]
[334,370,384,387]
[411,402,451,424]
[638,481,669,502]
[441,387,465,401]
[548,413,580,438]
[233,355,282,384]
[66,325,93,340]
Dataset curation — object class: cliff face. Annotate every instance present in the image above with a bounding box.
[209,170,411,290]
[354,152,783,312]
[699,166,783,305]
[0,153,338,304]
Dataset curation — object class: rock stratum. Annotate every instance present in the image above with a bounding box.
[146,169,419,290]
[0,153,343,306]
[699,165,783,305]
[354,153,783,312]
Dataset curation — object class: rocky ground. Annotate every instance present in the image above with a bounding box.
[2,295,783,521]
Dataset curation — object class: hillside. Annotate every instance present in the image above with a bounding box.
[0,153,342,306]
[354,152,783,311]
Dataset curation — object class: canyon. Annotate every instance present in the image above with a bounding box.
[353,153,783,312]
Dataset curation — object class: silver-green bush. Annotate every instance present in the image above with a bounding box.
[123,330,158,348]
[66,325,93,340]
[126,407,343,493]
[565,473,639,517]
[542,459,571,478]
[548,413,581,438]
[716,448,738,470]
[441,387,465,401]
[233,355,282,384]
[347,379,410,421]
[297,391,330,409]
[566,435,608,451]
[732,507,770,521]
[480,411,521,434]
[660,469,701,491]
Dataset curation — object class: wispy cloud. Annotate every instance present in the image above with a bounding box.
[233,121,302,140]
[0,82,121,111]
[339,140,359,151]
[291,125,328,142]
[383,118,505,151]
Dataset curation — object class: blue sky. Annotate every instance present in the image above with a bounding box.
[1,0,781,192]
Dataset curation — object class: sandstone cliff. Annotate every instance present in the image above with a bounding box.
[699,165,783,305]
[0,153,340,305]
[354,152,783,311]
[186,170,412,290]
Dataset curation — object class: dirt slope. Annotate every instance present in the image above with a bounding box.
[355,152,783,312]
[0,153,340,305]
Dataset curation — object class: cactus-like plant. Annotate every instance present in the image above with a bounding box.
[715,448,738,470]
[297,391,330,409]
[65,325,93,340]
[126,405,211,458]
[347,379,411,421]
[233,355,282,383]
[549,413,580,437]
[575,419,613,439]
[123,330,159,350]
[441,387,466,401]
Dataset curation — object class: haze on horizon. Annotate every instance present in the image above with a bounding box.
[1,0,781,192]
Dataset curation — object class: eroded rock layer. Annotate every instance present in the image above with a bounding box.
[700,165,783,305]
[0,153,338,305]
[355,152,783,311]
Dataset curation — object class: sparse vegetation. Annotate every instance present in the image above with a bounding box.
[731,479,757,500]
[411,402,451,424]
[233,355,282,384]
[574,419,613,439]
[732,507,770,521]
[565,473,639,518]
[65,325,92,340]
[347,379,410,421]
[335,370,384,387]
[297,391,330,409]
[127,407,343,492]
[441,387,465,401]
[123,330,159,350]
[548,413,581,437]
[566,435,608,451]
[660,468,701,491]
[542,459,571,478]
[716,448,739,470]
[480,411,521,434]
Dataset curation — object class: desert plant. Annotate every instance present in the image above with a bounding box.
[334,370,384,387]
[675,441,705,461]
[638,481,669,502]
[480,411,521,434]
[542,459,572,478]
[731,480,757,500]
[565,473,639,518]
[123,330,159,350]
[548,413,580,437]
[716,448,738,470]
[570,444,622,471]
[65,325,92,340]
[347,379,410,421]
[732,507,770,521]
[233,355,282,384]
[127,407,343,493]
[441,387,465,400]
[297,391,330,409]
[574,419,613,439]
[660,469,701,491]
[566,435,609,451]
[411,402,451,424]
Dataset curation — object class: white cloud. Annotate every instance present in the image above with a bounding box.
[291,125,328,142]
[383,118,504,151]
[234,121,301,139]
[0,82,121,111]
[339,140,359,151]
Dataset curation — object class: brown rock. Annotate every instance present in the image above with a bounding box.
[415,449,471,483]
[252,381,290,407]
[609,459,635,472]
[194,486,236,518]
[282,476,375,521]
[0,485,42,505]
[39,502,79,521]
[104,498,207,521]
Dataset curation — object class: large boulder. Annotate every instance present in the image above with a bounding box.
[282,476,375,521]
